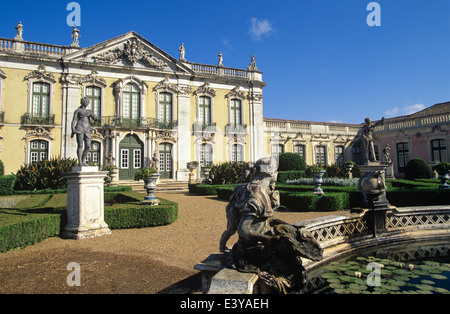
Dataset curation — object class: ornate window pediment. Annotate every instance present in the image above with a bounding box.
[194,82,216,97]
[225,85,246,100]
[24,65,56,83]
[80,70,107,87]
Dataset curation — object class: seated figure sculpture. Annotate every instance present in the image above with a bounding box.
[220,157,323,293]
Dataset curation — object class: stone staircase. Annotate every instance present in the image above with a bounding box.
[119,179,190,192]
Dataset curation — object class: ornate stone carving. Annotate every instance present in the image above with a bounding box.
[92,38,167,69]
[22,126,54,140]
[24,65,56,83]
[153,77,191,95]
[194,82,216,97]
[79,70,107,87]
[220,158,323,293]
[225,85,245,100]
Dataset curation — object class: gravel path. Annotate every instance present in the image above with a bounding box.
[0,191,347,294]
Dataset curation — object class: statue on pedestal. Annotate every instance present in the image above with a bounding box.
[220,157,323,293]
[71,97,99,167]
[361,117,385,164]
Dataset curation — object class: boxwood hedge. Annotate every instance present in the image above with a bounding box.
[0,191,178,253]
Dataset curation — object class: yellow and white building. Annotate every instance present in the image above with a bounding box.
[0,27,266,181]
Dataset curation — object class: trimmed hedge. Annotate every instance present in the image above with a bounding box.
[0,175,16,196]
[277,171,306,183]
[0,212,61,252]
[193,179,450,212]
[0,191,178,253]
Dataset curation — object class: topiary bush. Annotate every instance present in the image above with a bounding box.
[209,162,245,185]
[404,158,431,180]
[14,157,78,191]
[278,153,306,171]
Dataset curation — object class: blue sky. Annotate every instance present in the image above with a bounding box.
[2,0,450,124]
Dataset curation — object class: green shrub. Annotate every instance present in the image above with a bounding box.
[316,193,350,211]
[14,157,78,191]
[105,199,178,229]
[277,170,306,183]
[0,160,4,176]
[432,162,450,174]
[278,153,306,171]
[325,164,341,178]
[404,158,431,180]
[209,162,244,185]
[0,213,61,252]
[0,175,16,195]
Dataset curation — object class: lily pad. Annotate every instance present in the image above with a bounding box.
[420,279,435,285]
[430,274,447,280]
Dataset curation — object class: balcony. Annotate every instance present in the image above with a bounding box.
[21,113,55,126]
[99,116,178,130]
[225,123,247,135]
[193,122,217,132]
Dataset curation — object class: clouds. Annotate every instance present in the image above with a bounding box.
[249,18,275,41]
[384,104,425,118]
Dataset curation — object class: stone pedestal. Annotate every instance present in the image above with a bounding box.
[359,163,391,237]
[384,162,395,179]
[62,167,111,240]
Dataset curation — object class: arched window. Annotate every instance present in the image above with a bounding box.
[122,83,140,120]
[200,143,213,166]
[86,141,101,165]
[231,144,243,162]
[29,140,48,163]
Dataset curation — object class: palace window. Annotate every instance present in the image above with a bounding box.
[294,144,306,160]
[32,82,50,117]
[335,145,344,167]
[158,92,173,124]
[122,83,140,120]
[30,140,48,163]
[199,96,211,126]
[315,145,327,165]
[231,144,243,162]
[86,141,101,165]
[230,99,242,127]
[397,142,410,173]
[352,145,363,165]
[431,139,447,162]
[271,144,284,158]
[85,86,101,118]
[200,143,213,166]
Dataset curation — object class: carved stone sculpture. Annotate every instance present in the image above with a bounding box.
[361,117,384,164]
[221,157,323,293]
[71,97,99,166]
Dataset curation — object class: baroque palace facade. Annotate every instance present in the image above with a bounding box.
[0,26,265,181]
[0,24,449,180]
